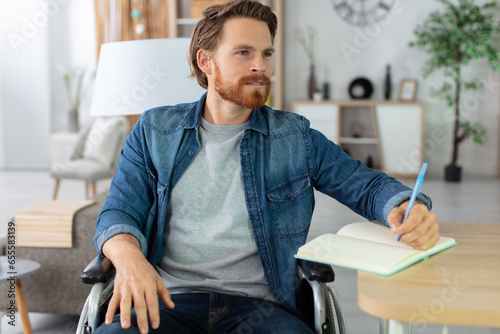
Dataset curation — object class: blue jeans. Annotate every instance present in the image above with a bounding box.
[94,293,313,333]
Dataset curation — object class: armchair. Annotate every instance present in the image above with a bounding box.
[76,257,347,334]
[50,116,130,199]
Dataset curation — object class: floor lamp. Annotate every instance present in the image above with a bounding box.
[90,38,206,119]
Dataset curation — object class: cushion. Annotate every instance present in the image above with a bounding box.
[82,117,126,167]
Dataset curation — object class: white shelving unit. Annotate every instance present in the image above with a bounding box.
[293,100,424,176]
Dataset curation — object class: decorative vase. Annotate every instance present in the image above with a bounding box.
[308,64,316,100]
[366,155,374,169]
[68,109,79,133]
[384,65,391,100]
[322,82,330,100]
[445,165,462,182]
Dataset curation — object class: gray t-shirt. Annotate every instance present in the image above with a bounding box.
[158,118,277,303]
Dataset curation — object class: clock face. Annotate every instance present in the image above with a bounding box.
[331,0,396,26]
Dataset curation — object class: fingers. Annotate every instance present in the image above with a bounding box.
[132,293,149,334]
[104,287,154,333]
[388,202,440,250]
[145,287,161,330]
[387,204,406,232]
[120,293,133,329]
[104,286,135,330]
[105,293,120,325]
[107,287,163,333]
[158,281,175,310]
[400,210,439,250]
[103,262,171,333]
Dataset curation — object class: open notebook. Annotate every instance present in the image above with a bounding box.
[295,222,457,276]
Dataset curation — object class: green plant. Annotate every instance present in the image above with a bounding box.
[57,64,93,113]
[298,26,316,65]
[409,0,500,167]
[298,27,319,99]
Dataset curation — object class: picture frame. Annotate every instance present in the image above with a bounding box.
[399,79,418,101]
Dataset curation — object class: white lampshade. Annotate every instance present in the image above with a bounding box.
[89,38,206,116]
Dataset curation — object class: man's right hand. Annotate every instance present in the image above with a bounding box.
[102,234,175,333]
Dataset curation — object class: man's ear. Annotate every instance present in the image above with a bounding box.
[197,49,213,75]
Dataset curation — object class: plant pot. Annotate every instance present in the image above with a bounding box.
[68,109,79,133]
[308,64,316,100]
[445,165,462,182]
[313,91,322,102]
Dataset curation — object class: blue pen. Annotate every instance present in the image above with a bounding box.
[398,162,428,242]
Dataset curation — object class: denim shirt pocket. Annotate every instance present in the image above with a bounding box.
[266,174,313,238]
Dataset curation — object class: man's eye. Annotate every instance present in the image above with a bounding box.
[264,52,273,57]
[238,51,249,56]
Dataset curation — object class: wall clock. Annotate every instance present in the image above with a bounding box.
[331,0,396,26]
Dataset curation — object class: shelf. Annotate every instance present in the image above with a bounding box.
[340,137,379,144]
[293,100,424,107]
[293,100,424,176]
[177,18,201,25]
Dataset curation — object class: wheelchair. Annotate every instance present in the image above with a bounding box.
[76,256,347,334]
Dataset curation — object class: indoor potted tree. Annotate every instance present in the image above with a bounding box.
[409,0,500,181]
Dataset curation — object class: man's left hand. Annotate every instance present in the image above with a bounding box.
[387,201,439,250]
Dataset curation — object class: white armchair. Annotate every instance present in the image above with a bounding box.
[50,116,130,199]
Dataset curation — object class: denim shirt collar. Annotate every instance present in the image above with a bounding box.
[179,93,269,136]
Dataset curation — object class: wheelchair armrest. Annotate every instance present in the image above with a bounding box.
[297,259,335,283]
[81,255,115,285]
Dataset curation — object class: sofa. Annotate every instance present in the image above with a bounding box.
[0,192,107,316]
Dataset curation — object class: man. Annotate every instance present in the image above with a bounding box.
[94,1,439,333]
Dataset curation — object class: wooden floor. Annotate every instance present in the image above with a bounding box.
[1,171,500,333]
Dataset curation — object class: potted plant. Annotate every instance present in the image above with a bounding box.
[298,27,318,100]
[57,65,93,133]
[313,87,322,102]
[409,0,500,181]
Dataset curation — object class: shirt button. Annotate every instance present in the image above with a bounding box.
[242,151,248,156]
[247,189,253,194]
[188,150,193,156]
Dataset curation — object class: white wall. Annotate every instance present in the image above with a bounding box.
[49,0,96,133]
[0,47,5,169]
[0,0,498,176]
[0,0,96,170]
[0,0,52,169]
[284,0,500,177]
[498,105,500,177]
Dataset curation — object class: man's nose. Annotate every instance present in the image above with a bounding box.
[251,56,266,73]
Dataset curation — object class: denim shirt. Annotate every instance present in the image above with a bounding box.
[94,93,431,314]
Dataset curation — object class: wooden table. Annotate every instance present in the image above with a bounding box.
[357,222,500,333]
[14,200,94,248]
[0,256,41,334]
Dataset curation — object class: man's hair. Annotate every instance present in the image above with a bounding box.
[189,0,277,89]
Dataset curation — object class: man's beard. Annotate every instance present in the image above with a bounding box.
[214,61,271,110]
